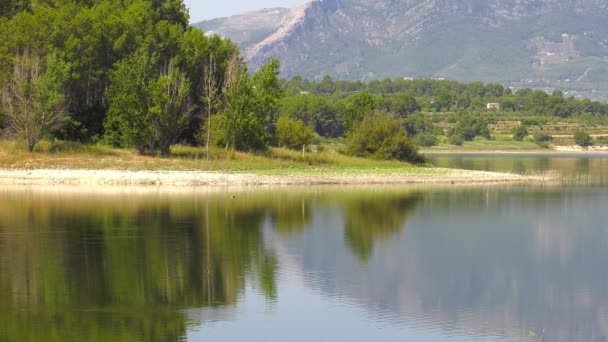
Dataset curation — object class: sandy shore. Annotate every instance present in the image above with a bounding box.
[0,168,549,187]
[552,145,608,153]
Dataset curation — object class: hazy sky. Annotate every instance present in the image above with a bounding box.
[185,0,309,23]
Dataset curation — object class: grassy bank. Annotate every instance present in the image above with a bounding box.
[0,140,434,175]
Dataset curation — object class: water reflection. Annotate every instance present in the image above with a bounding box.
[277,187,608,341]
[0,191,277,341]
[342,193,421,262]
[427,153,608,185]
[0,188,422,341]
[2,186,608,341]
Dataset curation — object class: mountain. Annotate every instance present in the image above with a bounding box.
[194,0,608,99]
[193,8,291,48]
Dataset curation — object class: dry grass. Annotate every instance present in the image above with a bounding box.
[0,140,426,175]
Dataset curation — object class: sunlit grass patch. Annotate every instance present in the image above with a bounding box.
[0,139,432,175]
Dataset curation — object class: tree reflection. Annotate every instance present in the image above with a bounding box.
[0,192,275,341]
[342,192,422,262]
[0,188,425,341]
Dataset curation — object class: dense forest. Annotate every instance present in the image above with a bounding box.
[0,0,286,156]
[1,1,608,163]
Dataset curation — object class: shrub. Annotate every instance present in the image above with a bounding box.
[448,134,464,146]
[346,111,423,163]
[276,116,315,150]
[495,134,513,142]
[574,129,593,147]
[512,125,529,141]
[533,133,553,142]
[404,113,436,136]
[453,113,490,141]
[416,132,438,147]
[595,136,608,146]
[536,141,550,149]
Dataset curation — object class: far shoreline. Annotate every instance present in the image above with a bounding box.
[422,145,608,155]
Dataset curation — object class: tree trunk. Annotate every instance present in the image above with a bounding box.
[206,109,211,160]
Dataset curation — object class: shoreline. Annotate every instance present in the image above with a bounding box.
[422,145,608,155]
[0,168,550,187]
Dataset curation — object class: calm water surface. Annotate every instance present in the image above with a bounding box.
[1,155,608,341]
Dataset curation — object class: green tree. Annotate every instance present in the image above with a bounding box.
[404,112,437,137]
[105,53,193,156]
[346,111,423,163]
[453,113,490,141]
[316,75,335,94]
[344,91,376,131]
[104,52,156,153]
[0,52,67,152]
[251,58,283,143]
[434,89,452,111]
[276,116,314,150]
[149,61,194,156]
[574,129,593,147]
[389,93,420,118]
[512,125,529,141]
[217,56,282,152]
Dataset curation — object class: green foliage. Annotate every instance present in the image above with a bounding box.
[574,129,593,147]
[104,54,193,156]
[448,134,464,146]
[344,91,376,131]
[216,57,283,152]
[278,94,343,138]
[104,52,156,153]
[416,132,438,147]
[0,52,67,152]
[149,62,194,156]
[512,125,529,141]
[0,0,238,144]
[404,112,437,137]
[533,132,553,142]
[276,116,315,150]
[434,89,452,111]
[381,93,420,118]
[453,113,491,141]
[251,58,283,122]
[346,112,423,163]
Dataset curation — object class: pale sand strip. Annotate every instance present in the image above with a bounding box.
[0,168,549,187]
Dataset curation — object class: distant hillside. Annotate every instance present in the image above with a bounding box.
[193,8,290,50]
[194,0,608,100]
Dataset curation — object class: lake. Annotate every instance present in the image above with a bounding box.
[1,154,608,341]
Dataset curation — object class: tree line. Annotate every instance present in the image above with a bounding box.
[0,0,285,157]
[277,76,608,148]
[283,75,608,118]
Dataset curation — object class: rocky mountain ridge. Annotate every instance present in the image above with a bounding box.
[195,0,608,100]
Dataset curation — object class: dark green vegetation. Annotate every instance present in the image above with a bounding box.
[0,0,424,164]
[278,77,608,148]
[0,0,290,157]
[346,112,422,163]
[574,129,593,147]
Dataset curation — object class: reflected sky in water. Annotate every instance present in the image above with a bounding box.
[2,155,608,341]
